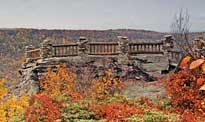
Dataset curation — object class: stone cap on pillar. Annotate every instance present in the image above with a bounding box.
[164,35,173,41]
[79,36,87,41]
[164,35,172,38]
[25,45,35,51]
[194,38,200,41]
[194,37,205,49]
[42,39,52,45]
[163,35,174,50]
[117,36,129,44]
[118,36,128,40]
[194,37,205,42]
[78,36,89,45]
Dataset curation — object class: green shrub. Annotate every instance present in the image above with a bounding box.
[128,110,178,122]
[62,102,96,121]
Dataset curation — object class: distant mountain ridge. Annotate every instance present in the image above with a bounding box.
[0,28,165,41]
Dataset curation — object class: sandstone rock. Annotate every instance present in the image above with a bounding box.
[16,48,175,97]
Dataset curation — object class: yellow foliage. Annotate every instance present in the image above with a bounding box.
[0,79,29,122]
[40,65,76,96]
[4,95,29,122]
[0,95,29,122]
[87,69,124,103]
[0,79,7,100]
[0,103,6,122]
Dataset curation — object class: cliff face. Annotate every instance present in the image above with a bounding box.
[15,35,180,96]
[16,54,169,96]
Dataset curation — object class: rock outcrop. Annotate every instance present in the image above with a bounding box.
[15,35,181,96]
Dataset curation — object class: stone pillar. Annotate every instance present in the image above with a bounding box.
[118,36,129,55]
[25,45,34,59]
[194,37,205,56]
[78,37,88,57]
[40,39,52,59]
[162,35,174,57]
[25,45,35,63]
[118,36,129,63]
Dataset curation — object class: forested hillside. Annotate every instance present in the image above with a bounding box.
[0,28,164,79]
[0,28,204,80]
[1,28,205,121]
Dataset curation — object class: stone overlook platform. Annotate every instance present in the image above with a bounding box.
[17,35,182,95]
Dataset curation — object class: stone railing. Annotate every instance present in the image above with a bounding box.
[88,42,119,55]
[24,36,181,64]
[52,43,79,57]
[129,42,163,54]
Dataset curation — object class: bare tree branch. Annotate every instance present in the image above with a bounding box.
[170,9,195,57]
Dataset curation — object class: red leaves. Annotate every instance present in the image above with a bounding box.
[197,77,204,86]
[95,102,144,121]
[178,110,197,122]
[165,70,205,119]
[166,71,198,113]
[25,94,62,122]
[69,91,83,101]
[165,54,205,120]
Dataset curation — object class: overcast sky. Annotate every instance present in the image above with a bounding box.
[0,0,204,32]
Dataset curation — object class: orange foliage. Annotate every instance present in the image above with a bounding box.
[180,55,191,69]
[189,59,204,70]
[178,110,197,122]
[133,96,154,109]
[166,55,205,120]
[87,69,124,102]
[68,91,83,101]
[197,77,204,86]
[95,102,144,121]
[25,94,62,122]
[39,65,76,96]
[202,63,205,73]
[166,71,205,114]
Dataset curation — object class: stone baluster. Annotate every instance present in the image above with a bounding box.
[40,39,52,59]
